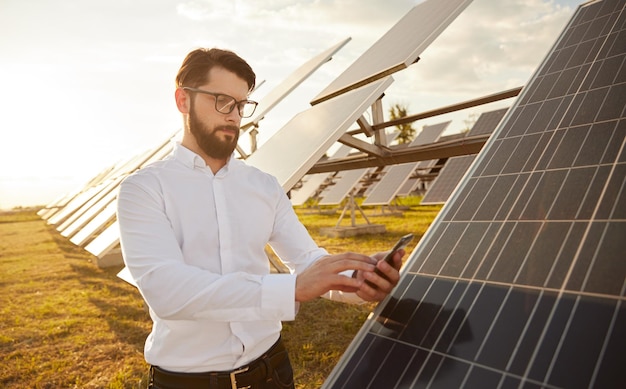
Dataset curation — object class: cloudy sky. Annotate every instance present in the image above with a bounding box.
[0,0,581,209]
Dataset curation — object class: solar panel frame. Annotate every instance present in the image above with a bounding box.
[323,1,626,387]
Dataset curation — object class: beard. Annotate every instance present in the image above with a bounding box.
[188,107,239,160]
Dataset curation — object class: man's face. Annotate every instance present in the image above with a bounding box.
[188,101,240,160]
[186,66,249,160]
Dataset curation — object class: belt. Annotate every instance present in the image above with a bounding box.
[151,338,288,389]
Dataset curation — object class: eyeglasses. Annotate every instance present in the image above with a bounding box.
[183,87,258,118]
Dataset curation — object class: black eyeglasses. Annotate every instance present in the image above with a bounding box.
[183,87,258,118]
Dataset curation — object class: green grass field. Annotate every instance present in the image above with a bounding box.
[0,199,440,388]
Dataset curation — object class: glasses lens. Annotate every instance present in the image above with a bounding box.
[215,95,237,114]
[240,102,257,118]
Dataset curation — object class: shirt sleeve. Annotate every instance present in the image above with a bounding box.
[266,179,368,305]
[117,174,298,322]
[265,179,329,273]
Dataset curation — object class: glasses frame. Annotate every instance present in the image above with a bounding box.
[182,87,258,118]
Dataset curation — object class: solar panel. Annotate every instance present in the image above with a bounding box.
[247,77,394,191]
[420,155,477,205]
[318,168,372,206]
[65,138,176,250]
[465,108,509,137]
[290,144,353,206]
[290,173,334,206]
[84,219,120,259]
[241,38,350,131]
[421,108,508,204]
[311,0,472,105]
[316,133,400,206]
[59,177,123,238]
[361,122,450,206]
[323,1,625,388]
[69,199,116,247]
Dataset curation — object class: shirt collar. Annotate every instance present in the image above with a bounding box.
[173,142,239,173]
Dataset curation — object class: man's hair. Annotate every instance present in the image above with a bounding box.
[175,48,256,91]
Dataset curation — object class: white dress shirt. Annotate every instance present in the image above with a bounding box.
[117,142,339,372]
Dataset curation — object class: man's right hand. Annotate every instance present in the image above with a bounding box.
[294,253,376,302]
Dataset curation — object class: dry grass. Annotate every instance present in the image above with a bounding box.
[0,199,440,388]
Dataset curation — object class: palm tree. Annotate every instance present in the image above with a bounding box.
[389,103,415,144]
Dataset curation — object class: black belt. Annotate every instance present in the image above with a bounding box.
[150,337,288,389]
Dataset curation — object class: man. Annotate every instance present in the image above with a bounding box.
[117,48,404,389]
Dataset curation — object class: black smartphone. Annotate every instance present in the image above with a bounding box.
[366,233,414,288]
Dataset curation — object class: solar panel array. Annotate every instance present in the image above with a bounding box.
[421,108,508,204]
[323,1,625,388]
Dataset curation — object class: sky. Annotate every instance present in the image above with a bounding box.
[0,0,582,210]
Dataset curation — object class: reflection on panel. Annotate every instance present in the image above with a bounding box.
[324,1,625,387]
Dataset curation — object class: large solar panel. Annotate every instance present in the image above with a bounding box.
[241,38,350,132]
[421,108,508,204]
[323,1,626,388]
[311,0,472,105]
[247,77,393,191]
[361,122,450,206]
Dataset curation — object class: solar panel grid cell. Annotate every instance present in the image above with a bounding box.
[323,0,626,387]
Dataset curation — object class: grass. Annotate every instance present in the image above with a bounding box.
[0,198,441,388]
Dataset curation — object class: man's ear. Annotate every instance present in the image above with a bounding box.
[175,88,190,114]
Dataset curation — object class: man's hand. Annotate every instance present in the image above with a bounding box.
[354,249,404,302]
[295,253,376,302]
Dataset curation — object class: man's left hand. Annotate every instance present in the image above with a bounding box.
[354,249,404,302]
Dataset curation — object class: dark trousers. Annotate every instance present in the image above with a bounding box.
[148,337,295,389]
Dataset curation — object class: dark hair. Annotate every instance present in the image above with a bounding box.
[175,48,256,91]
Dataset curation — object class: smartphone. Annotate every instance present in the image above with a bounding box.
[366,233,414,288]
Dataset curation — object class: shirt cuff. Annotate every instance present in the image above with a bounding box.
[262,273,297,321]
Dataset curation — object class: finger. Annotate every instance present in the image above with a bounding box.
[337,252,378,264]
[325,258,376,274]
[391,249,405,270]
[363,270,394,294]
[356,279,386,301]
[377,260,400,284]
[333,285,360,293]
[328,273,364,290]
